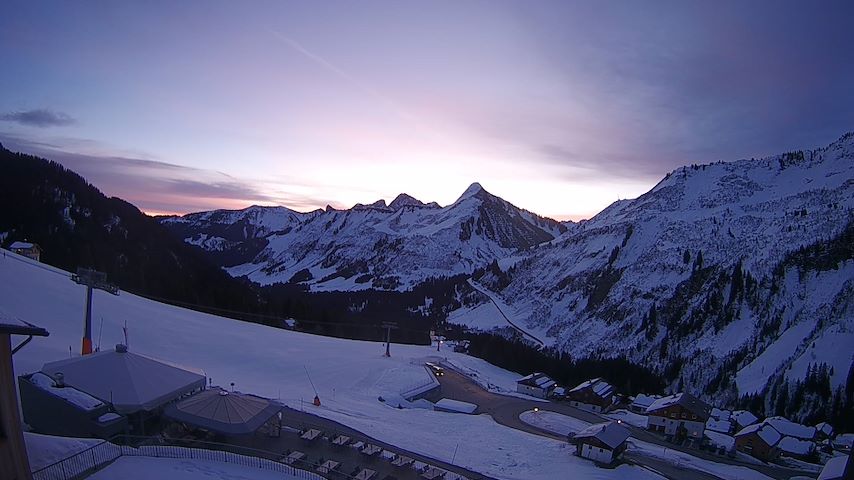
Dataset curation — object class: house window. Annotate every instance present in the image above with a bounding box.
[670,413,677,418]
[691,415,697,420]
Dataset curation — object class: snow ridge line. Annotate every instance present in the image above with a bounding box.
[467,280,545,348]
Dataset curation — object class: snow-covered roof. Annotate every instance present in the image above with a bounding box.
[777,436,815,456]
[41,345,206,414]
[0,311,49,336]
[645,392,710,418]
[435,398,478,414]
[630,394,659,409]
[553,386,566,396]
[815,422,834,436]
[833,433,854,448]
[573,422,631,450]
[706,418,732,434]
[818,454,850,480]
[735,423,781,447]
[568,377,614,398]
[762,416,816,440]
[517,372,555,389]
[731,410,758,427]
[9,241,36,249]
[28,372,105,411]
[711,408,731,421]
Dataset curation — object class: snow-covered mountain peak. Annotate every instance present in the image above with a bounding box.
[389,193,435,210]
[456,182,486,201]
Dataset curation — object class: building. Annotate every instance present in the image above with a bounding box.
[164,387,283,436]
[628,394,660,414]
[645,392,711,440]
[777,436,816,461]
[571,421,631,464]
[818,453,852,480]
[9,241,42,262]
[731,410,758,429]
[516,372,556,399]
[565,378,615,413]
[735,423,782,462]
[762,416,816,441]
[706,417,734,434]
[21,344,206,436]
[815,422,834,441]
[1,315,49,480]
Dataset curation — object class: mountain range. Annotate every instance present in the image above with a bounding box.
[159,133,854,422]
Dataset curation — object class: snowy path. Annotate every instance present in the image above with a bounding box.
[467,280,545,347]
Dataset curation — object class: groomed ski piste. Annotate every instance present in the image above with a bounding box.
[3,250,663,480]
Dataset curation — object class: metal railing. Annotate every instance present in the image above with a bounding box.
[31,436,325,480]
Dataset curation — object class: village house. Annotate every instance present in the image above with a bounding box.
[516,372,556,399]
[777,436,816,461]
[731,410,759,429]
[9,241,42,262]
[0,315,49,480]
[628,393,660,414]
[645,392,711,440]
[571,421,631,464]
[815,422,834,441]
[817,453,852,480]
[735,423,782,462]
[565,377,615,413]
[762,416,816,441]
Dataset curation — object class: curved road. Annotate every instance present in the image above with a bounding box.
[435,364,817,480]
[467,280,545,348]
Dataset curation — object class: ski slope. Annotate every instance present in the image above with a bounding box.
[2,250,661,480]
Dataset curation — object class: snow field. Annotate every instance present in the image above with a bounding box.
[4,251,661,480]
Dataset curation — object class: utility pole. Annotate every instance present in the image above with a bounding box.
[71,268,118,355]
[382,321,398,357]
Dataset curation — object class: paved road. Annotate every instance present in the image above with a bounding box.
[435,364,817,480]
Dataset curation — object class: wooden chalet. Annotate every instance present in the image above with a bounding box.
[571,421,631,464]
[645,392,711,440]
[565,377,615,413]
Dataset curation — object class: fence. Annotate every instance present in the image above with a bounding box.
[31,436,325,480]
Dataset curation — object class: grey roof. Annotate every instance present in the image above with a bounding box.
[41,346,206,414]
[164,388,281,435]
[573,422,631,449]
[0,312,49,337]
[569,377,615,398]
[517,372,556,389]
[9,241,36,249]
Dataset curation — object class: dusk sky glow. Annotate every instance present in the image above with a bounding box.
[2,1,852,220]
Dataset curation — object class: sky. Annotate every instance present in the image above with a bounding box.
[1,1,852,220]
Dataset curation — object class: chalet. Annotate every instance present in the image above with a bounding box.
[1,315,49,480]
[818,453,852,480]
[516,372,556,399]
[761,416,816,441]
[645,392,711,440]
[566,377,615,413]
[706,417,734,434]
[815,422,834,441]
[9,241,42,262]
[571,421,631,464]
[777,436,816,461]
[735,423,782,462]
[628,393,660,414]
[731,410,758,429]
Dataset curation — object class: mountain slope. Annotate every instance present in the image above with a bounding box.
[0,144,264,314]
[474,133,854,415]
[161,182,567,290]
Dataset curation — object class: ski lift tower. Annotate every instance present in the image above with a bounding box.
[71,267,119,355]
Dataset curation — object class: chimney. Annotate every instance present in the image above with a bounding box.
[54,372,65,387]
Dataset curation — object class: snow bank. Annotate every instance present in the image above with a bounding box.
[519,410,590,437]
[25,432,103,471]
